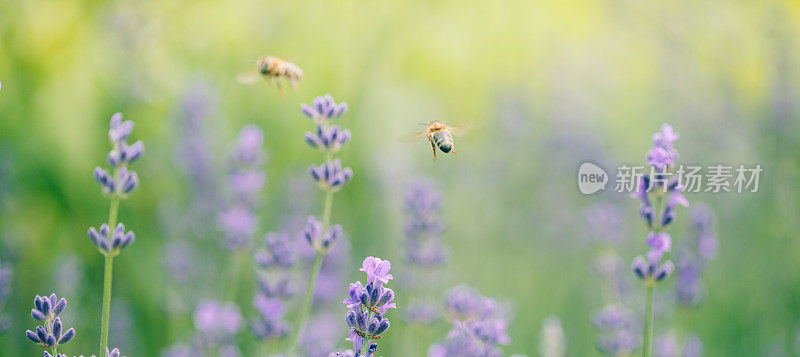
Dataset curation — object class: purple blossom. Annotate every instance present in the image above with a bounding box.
[252,232,293,340]
[342,257,395,356]
[591,305,639,355]
[431,286,510,356]
[652,124,679,149]
[305,124,352,152]
[87,223,135,256]
[250,294,289,340]
[646,124,679,169]
[404,179,447,266]
[193,300,242,344]
[359,257,394,286]
[25,294,76,351]
[301,94,348,121]
[682,335,703,357]
[308,159,354,192]
[219,125,265,250]
[94,113,144,198]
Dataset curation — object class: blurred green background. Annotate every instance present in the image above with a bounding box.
[1,0,800,355]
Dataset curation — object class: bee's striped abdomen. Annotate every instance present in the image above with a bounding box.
[432,130,453,153]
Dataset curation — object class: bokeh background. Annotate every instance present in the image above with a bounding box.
[2,0,800,355]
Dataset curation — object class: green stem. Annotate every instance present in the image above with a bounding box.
[642,284,655,357]
[286,251,323,356]
[99,197,120,357]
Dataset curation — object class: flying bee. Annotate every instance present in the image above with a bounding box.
[404,121,472,159]
[237,56,303,97]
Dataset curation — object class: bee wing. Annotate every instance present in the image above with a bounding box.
[446,123,474,136]
[400,130,430,143]
[236,72,261,85]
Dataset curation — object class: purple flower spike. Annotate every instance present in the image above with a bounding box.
[342,257,394,355]
[359,257,393,285]
[26,294,75,350]
[108,112,134,145]
[301,94,348,121]
[305,124,352,153]
[432,286,511,356]
[308,159,354,192]
[87,223,135,256]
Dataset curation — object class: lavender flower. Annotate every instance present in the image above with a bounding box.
[308,159,353,192]
[403,178,447,266]
[430,286,510,357]
[305,125,352,152]
[631,124,688,357]
[301,94,349,121]
[193,300,242,345]
[86,223,135,256]
[288,95,354,355]
[218,125,265,251]
[93,113,144,198]
[592,305,639,355]
[342,257,395,356]
[251,232,294,340]
[25,294,76,355]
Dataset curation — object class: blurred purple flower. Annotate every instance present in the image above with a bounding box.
[194,300,242,344]
[342,257,394,355]
[301,94,348,121]
[308,159,353,192]
[431,286,510,356]
[584,203,626,244]
[404,179,447,266]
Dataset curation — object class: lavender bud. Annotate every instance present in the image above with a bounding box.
[107,150,122,167]
[374,318,390,335]
[36,326,47,343]
[346,310,357,328]
[58,328,75,344]
[632,256,648,279]
[53,298,66,315]
[26,330,40,343]
[119,170,139,194]
[123,140,145,163]
[31,308,46,321]
[367,319,379,334]
[52,317,62,338]
[654,261,674,282]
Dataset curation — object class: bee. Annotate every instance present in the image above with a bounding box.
[404,121,472,159]
[238,56,303,97]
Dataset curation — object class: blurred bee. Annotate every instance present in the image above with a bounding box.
[404,121,472,159]
[238,56,303,97]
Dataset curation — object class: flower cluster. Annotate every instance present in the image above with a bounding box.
[429,286,510,357]
[193,300,242,354]
[87,223,135,257]
[308,159,353,192]
[25,294,76,355]
[302,216,344,252]
[592,304,639,355]
[342,257,396,356]
[402,178,447,325]
[631,124,687,283]
[403,178,447,266]
[93,113,143,198]
[301,94,349,121]
[218,125,265,251]
[676,204,718,306]
[251,232,294,340]
[304,124,351,153]
[303,95,353,195]
[654,332,702,357]
[88,113,144,257]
